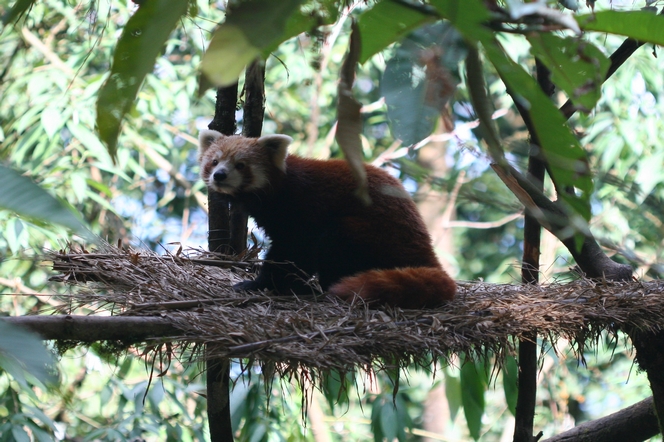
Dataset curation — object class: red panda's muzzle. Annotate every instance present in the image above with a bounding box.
[213,170,228,183]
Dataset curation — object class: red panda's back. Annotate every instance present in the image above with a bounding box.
[280,156,440,270]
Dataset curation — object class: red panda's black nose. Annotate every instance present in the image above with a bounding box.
[213,170,227,182]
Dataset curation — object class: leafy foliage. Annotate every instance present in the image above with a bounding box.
[1,0,664,440]
[96,0,189,159]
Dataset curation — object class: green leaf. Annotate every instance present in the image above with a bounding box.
[370,395,394,442]
[381,23,465,145]
[96,0,188,160]
[379,399,399,442]
[382,54,438,145]
[577,10,664,45]
[432,0,593,222]
[528,33,609,111]
[261,0,338,58]
[0,320,58,387]
[0,164,91,237]
[429,0,492,41]
[1,0,36,25]
[460,359,486,441]
[11,425,30,442]
[444,371,462,422]
[503,355,518,416]
[40,105,65,139]
[482,40,593,221]
[357,1,433,63]
[321,370,350,411]
[200,0,304,87]
[635,150,664,203]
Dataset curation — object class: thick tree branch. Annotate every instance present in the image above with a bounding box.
[2,316,178,341]
[207,83,238,255]
[541,397,658,442]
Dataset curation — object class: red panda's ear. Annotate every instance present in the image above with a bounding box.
[257,135,292,172]
[198,130,224,155]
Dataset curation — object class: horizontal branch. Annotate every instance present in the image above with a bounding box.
[2,316,180,342]
[541,396,658,442]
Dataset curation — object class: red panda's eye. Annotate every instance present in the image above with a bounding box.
[235,162,245,170]
[211,159,219,166]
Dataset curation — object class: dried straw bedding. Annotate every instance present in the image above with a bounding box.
[47,246,664,371]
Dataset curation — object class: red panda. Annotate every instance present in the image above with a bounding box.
[198,130,456,309]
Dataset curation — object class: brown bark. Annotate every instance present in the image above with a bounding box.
[513,59,550,442]
[2,315,177,341]
[207,80,240,442]
[541,397,658,442]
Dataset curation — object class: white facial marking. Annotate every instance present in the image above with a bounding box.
[208,159,244,195]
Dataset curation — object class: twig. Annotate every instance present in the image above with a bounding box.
[443,212,523,229]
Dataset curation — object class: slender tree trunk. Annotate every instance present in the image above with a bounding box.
[206,82,239,442]
[513,59,553,442]
[205,59,266,442]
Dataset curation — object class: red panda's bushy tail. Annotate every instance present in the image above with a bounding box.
[329,267,456,309]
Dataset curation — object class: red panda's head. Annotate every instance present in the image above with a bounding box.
[198,130,292,195]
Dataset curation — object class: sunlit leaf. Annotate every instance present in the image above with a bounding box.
[96,0,188,160]
[528,33,609,111]
[635,150,664,203]
[0,320,58,387]
[577,10,664,45]
[460,359,486,441]
[40,105,64,139]
[200,0,303,87]
[0,165,91,237]
[357,1,433,63]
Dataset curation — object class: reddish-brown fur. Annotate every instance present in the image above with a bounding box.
[198,132,456,308]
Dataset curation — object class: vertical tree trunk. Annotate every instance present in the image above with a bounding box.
[513,60,553,442]
[205,59,266,442]
[206,82,239,442]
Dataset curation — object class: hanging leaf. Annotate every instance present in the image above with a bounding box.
[444,370,462,422]
[0,165,92,239]
[0,320,58,387]
[577,10,664,45]
[528,33,609,112]
[357,1,433,63]
[381,23,466,145]
[200,0,303,87]
[460,358,487,441]
[96,0,188,160]
[320,369,351,411]
[503,355,518,416]
[336,20,370,205]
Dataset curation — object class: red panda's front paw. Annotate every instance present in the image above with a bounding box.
[232,280,262,292]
